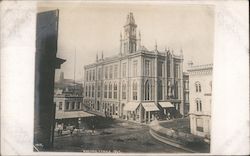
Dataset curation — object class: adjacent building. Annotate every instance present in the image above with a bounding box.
[34,10,65,149]
[183,72,190,116]
[83,12,185,123]
[54,73,94,129]
[188,63,212,139]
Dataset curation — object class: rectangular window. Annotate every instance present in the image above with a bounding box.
[104,84,107,98]
[86,71,89,81]
[167,61,171,77]
[65,102,69,110]
[89,85,91,97]
[133,82,137,100]
[98,68,101,80]
[114,84,117,99]
[145,60,150,76]
[109,84,112,98]
[105,66,108,79]
[122,83,126,99]
[85,85,88,97]
[114,65,118,79]
[93,70,95,80]
[92,85,95,97]
[133,61,138,77]
[59,102,62,110]
[122,63,127,78]
[71,102,75,110]
[77,102,81,109]
[109,66,113,79]
[174,64,180,78]
[196,118,204,132]
[98,84,101,98]
[158,62,163,77]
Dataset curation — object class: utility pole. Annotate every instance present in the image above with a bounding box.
[74,48,76,95]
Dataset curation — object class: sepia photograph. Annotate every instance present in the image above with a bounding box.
[34,2,213,153]
[1,0,249,155]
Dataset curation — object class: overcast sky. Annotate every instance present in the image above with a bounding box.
[38,2,214,82]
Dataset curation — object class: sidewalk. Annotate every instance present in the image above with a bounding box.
[149,119,210,153]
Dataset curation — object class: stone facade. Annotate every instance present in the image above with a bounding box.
[83,12,184,123]
[54,77,84,119]
[188,63,212,139]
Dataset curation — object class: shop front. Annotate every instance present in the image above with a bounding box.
[158,102,175,120]
[123,102,140,122]
[141,102,160,123]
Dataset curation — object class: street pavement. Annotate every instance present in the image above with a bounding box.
[52,119,191,153]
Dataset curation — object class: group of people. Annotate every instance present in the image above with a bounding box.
[56,124,76,136]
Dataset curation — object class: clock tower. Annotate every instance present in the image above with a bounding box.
[121,12,137,54]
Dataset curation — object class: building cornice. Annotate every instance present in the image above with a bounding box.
[187,64,213,72]
[84,50,183,69]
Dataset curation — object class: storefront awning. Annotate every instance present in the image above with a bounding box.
[142,102,159,111]
[159,102,174,108]
[124,102,140,111]
[55,111,95,119]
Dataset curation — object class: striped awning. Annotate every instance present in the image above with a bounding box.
[124,102,140,111]
[159,102,174,108]
[142,102,159,111]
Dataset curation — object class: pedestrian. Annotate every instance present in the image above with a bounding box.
[57,128,60,136]
[167,112,171,120]
[58,124,63,136]
[70,126,74,136]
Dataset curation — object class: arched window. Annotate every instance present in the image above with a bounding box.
[109,83,112,98]
[85,85,88,97]
[122,82,126,99]
[97,84,101,97]
[195,82,201,92]
[92,84,95,97]
[145,80,151,100]
[133,81,137,100]
[104,83,108,98]
[158,80,163,100]
[196,99,202,112]
[145,60,150,76]
[114,83,118,99]
[175,81,178,98]
[88,85,91,97]
[200,100,202,111]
